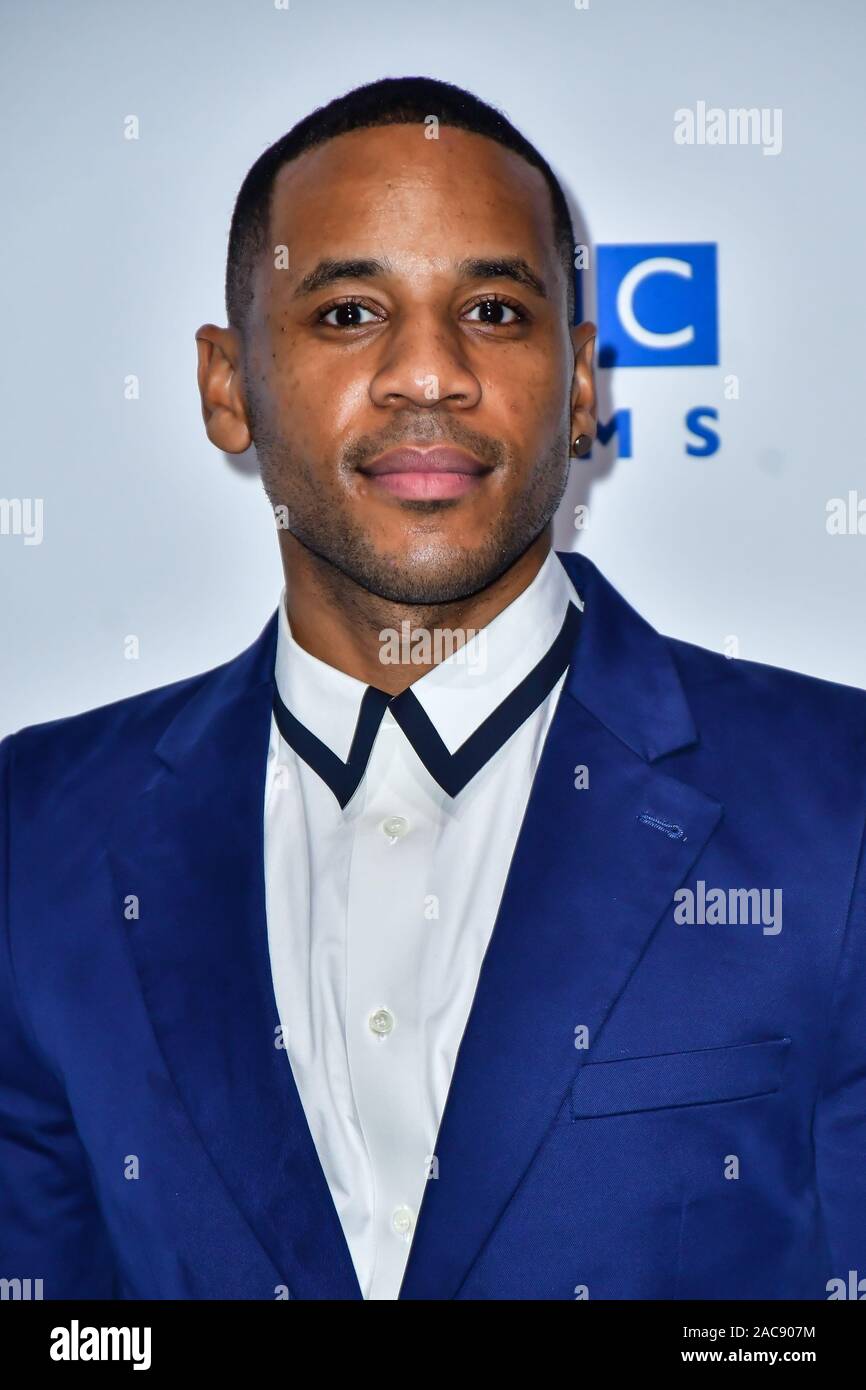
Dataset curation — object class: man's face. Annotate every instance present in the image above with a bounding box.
[227,124,594,604]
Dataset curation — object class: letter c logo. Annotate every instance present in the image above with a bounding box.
[616,257,696,351]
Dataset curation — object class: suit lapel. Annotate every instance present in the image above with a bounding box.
[108,615,362,1300]
[399,552,723,1299]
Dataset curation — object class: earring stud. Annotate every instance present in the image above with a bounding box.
[572,433,593,458]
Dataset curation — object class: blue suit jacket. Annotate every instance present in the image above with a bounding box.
[2,550,865,1300]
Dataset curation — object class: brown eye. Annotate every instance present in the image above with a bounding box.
[318,300,380,328]
[464,298,524,325]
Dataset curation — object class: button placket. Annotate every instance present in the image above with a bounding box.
[344,734,432,1298]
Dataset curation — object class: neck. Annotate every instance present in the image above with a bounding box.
[279,530,552,695]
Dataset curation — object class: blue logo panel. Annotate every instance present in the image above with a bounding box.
[593,244,718,367]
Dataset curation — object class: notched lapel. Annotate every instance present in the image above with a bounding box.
[399,553,724,1299]
[107,618,362,1300]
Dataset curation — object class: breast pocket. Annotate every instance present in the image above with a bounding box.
[569,1037,791,1119]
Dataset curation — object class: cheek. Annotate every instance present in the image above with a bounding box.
[495,370,567,449]
[271,349,367,441]
[330,376,373,436]
[491,338,569,413]
[253,369,316,455]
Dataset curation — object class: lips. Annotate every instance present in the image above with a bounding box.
[359,445,492,500]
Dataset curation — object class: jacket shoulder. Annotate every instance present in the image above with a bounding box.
[2,612,277,817]
[667,633,866,752]
[7,666,207,765]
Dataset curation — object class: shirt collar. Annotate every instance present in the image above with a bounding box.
[274,549,584,765]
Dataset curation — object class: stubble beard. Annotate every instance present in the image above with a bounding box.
[251,401,571,607]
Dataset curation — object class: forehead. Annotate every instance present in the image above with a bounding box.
[267,123,560,273]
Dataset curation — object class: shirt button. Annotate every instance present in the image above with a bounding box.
[382,815,409,840]
[368,1007,395,1038]
[391,1205,415,1238]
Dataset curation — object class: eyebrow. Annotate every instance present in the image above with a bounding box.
[290,255,549,300]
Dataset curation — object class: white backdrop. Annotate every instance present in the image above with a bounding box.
[2,0,864,736]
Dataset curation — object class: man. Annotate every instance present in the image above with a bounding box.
[1,76,865,1302]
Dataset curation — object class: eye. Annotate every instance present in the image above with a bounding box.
[317,298,383,328]
[463,296,526,326]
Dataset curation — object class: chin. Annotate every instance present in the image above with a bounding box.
[364,552,499,606]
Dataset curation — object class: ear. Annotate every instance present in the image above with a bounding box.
[569,319,597,449]
[194,325,252,454]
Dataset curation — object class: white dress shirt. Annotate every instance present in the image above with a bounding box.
[263,548,584,1299]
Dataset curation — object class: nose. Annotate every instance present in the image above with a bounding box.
[368,311,482,411]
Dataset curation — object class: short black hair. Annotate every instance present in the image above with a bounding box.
[225,75,576,334]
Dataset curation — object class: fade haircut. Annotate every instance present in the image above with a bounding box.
[225,75,577,334]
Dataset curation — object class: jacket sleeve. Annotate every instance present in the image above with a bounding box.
[0,733,119,1298]
[814,802,866,1294]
